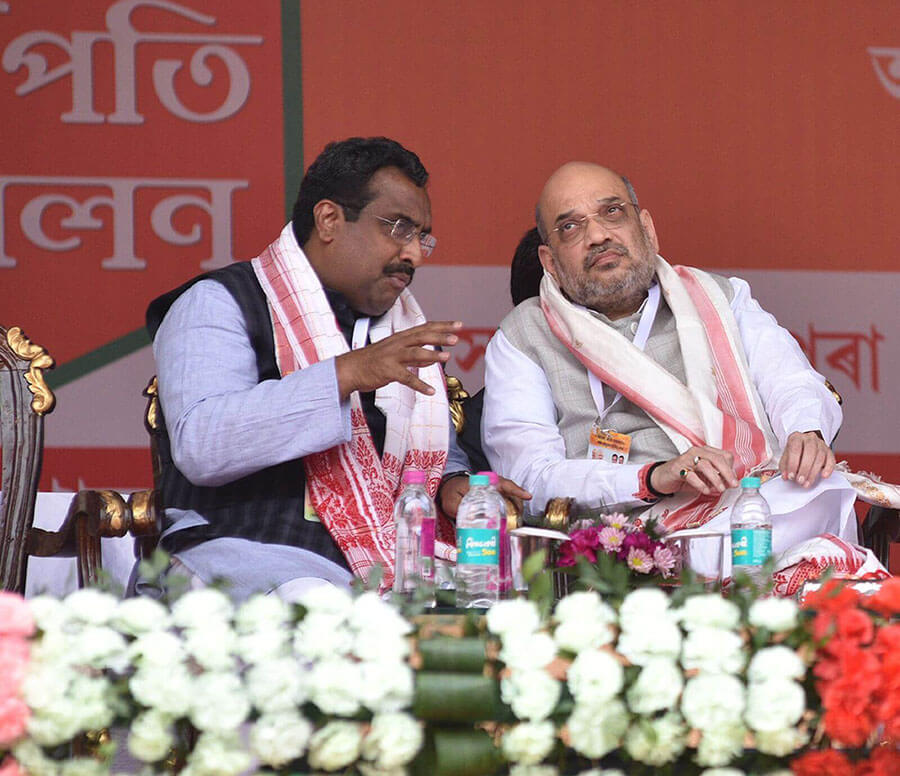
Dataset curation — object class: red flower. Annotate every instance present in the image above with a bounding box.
[855,747,900,776]
[791,749,854,776]
[834,608,875,646]
[863,576,900,617]
[803,580,861,614]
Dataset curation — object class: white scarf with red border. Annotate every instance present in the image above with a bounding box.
[251,224,450,588]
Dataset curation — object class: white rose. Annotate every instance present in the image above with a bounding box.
[681,674,745,729]
[63,589,119,625]
[501,669,562,721]
[249,711,313,767]
[574,771,625,776]
[696,722,746,767]
[625,657,683,714]
[234,593,290,633]
[22,662,77,710]
[127,709,175,762]
[361,712,424,768]
[27,595,71,634]
[245,656,306,712]
[566,700,628,759]
[681,627,745,675]
[27,702,82,746]
[698,770,746,776]
[67,673,116,731]
[170,588,233,628]
[499,632,558,671]
[677,595,740,631]
[188,672,251,734]
[623,712,686,766]
[754,727,808,756]
[486,599,541,637]
[186,730,251,776]
[554,617,614,654]
[13,738,60,776]
[130,664,194,717]
[128,630,187,670]
[182,622,238,672]
[235,626,291,664]
[619,588,671,625]
[112,597,171,635]
[509,766,559,776]
[744,679,805,731]
[357,660,415,713]
[748,597,798,632]
[305,658,362,715]
[555,591,616,624]
[297,583,354,616]
[308,721,364,771]
[566,649,624,708]
[293,613,354,660]
[357,764,406,776]
[617,617,681,666]
[746,646,805,683]
[354,631,410,663]
[501,721,556,765]
[349,592,413,639]
[59,758,108,776]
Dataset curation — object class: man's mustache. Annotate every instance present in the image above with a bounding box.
[584,241,629,269]
[384,262,415,283]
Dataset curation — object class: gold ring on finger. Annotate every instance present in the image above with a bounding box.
[679,467,692,479]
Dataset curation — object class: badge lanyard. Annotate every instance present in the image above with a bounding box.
[588,283,660,421]
[351,317,371,351]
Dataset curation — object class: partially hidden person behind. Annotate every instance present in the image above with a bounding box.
[145,136,526,602]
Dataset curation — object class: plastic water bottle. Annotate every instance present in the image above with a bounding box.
[393,470,436,606]
[455,473,502,608]
[730,476,772,587]
[480,471,512,596]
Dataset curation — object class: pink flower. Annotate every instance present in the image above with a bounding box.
[653,545,677,578]
[0,696,29,748]
[0,638,29,699]
[0,594,33,638]
[0,756,23,776]
[626,548,654,574]
[598,526,626,553]
[600,512,629,530]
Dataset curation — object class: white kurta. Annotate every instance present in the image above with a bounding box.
[483,275,857,577]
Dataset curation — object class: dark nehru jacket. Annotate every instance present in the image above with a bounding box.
[146,262,389,570]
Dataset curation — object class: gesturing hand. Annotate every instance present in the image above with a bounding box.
[778,430,834,487]
[649,445,740,497]
[335,320,463,399]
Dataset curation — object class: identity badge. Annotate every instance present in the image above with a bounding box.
[588,422,631,464]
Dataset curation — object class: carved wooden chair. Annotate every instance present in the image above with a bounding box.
[1,325,138,592]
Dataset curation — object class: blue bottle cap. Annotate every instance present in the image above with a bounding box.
[469,474,490,486]
[740,476,762,488]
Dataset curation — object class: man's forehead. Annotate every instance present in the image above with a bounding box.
[540,163,628,217]
[368,167,431,225]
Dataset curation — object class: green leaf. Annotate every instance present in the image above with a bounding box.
[418,637,487,673]
[521,549,548,583]
[413,673,512,723]
[411,726,504,776]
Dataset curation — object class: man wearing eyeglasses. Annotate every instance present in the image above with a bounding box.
[482,161,865,583]
[145,137,525,601]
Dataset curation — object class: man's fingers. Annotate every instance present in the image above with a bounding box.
[498,477,532,500]
[821,448,836,479]
[396,368,436,396]
[779,435,803,480]
[693,458,729,493]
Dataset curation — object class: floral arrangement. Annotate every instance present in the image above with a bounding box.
[790,579,900,776]
[0,586,422,776]
[0,570,898,776]
[557,513,677,583]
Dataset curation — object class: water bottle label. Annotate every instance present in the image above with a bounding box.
[457,528,500,566]
[731,529,772,566]
[421,518,435,557]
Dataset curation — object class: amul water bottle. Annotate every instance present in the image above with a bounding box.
[393,470,436,606]
[730,476,772,587]
[455,473,502,608]
[480,471,513,596]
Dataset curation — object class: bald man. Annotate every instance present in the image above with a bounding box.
[482,162,861,579]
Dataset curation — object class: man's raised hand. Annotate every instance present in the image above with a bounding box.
[335,321,463,399]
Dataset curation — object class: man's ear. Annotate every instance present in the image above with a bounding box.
[312,199,343,243]
[538,243,558,281]
[639,209,660,254]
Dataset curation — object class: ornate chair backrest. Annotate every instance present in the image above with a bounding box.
[0,326,55,593]
[126,377,163,560]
